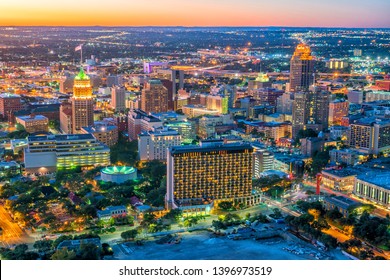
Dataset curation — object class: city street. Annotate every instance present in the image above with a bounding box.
[0,205,25,248]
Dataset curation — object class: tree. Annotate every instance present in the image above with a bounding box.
[78,243,101,260]
[271,208,283,219]
[218,201,234,211]
[319,234,338,249]
[50,248,77,260]
[212,220,227,231]
[162,209,182,223]
[33,240,53,253]
[325,208,343,220]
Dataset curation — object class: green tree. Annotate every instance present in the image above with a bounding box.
[121,229,139,240]
[33,240,53,253]
[50,248,77,260]
[319,234,338,249]
[212,220,227,231]
[78,243,101,260]
[218,201,234,211]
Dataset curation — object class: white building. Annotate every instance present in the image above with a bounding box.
[24,134,110,174]
[138,127,181,161]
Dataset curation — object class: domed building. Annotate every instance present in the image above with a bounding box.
[100,166,137,184]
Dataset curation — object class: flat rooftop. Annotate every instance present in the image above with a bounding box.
[170,142,253,155]
[357,172,390,190]
[324,196,360,209]
[322,168,358,178]
[82,124,117,133]
[16,115,48,121]
[28,134,95,142]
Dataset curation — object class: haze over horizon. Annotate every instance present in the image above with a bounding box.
[1,0,389,28]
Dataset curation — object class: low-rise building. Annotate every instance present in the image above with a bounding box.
[81,123,118,147]
[323,196,361,217]
[15,114,49,133]
[354,172,390,208]
[24,134,110,174]
[57,238,101,251]
[0,161,21,177]
[329,148,369,165]
[321,169,357,192]
[97,205,128,221]
[300,137,324,157]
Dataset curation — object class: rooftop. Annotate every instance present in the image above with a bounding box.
[357,172,390,190]
[82,124,117,133]
[28,133,95,142]
[324,196,360,209]
[169,142,253,155]
[322,168,358,178]
[0,93,20,99]
[16,115,48,121]
[74,67,90,81]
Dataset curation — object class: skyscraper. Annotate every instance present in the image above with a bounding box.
[111,86,126,112]
[292,91,330,138]
[72,68,94,133]
[141,80,169,113]
[289,43,315,92]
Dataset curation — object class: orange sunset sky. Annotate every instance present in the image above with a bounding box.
[0,0,389,27]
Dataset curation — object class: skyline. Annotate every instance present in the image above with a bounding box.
[0,0,389,28]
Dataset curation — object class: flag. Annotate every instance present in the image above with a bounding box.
[75,44,83,52]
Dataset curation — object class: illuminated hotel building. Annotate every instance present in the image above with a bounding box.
[24,134,110,174]
[348,118,390,155]
[166,142,255,210]
[72,68,94,133]
[289,43,315,92]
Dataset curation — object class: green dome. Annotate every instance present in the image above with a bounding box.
[101,166,136,175]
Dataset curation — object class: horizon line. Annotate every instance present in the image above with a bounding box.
[1,25,390,29]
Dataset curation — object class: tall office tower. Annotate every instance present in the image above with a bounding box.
[253,149,274,178]
[72,68,94,133]
[289,43,315,92]
[111,86,126,111]
[59,102,72,134]
[276,92,294,114]
[329,99,349,126]
[166,142,254,210]
[59,74,75,94]
[253,88,284,107]
[292,91,331,138]
[155,69,184,109]
[292,92,310,138]
[141,80,169,114]
[0,93,22,121]
[106,75,123,87]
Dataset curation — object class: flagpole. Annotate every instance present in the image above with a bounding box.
[80,45,83,66]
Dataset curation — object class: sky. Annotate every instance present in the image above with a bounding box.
[0,0,389,27]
